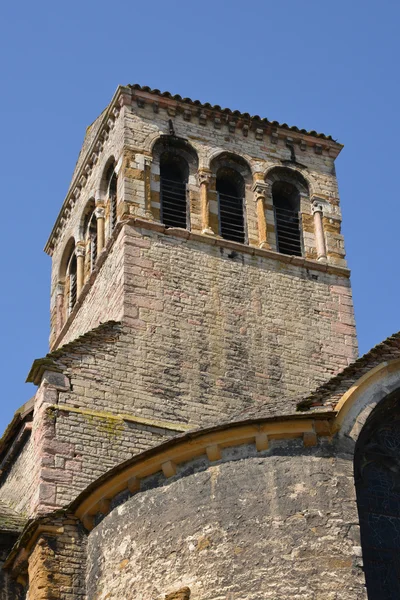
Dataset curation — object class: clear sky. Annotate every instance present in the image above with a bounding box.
[0,0,399,433]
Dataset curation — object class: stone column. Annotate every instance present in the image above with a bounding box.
[312,200,327,261]
[252,181,271,249]
[75,245,85,298]
[95,206,105,253]
[55,282,65,336]
[198,170,214,235]
[144,156,154,219]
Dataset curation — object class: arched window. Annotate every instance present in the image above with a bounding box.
[160,152,189,229]
[106,165,117,234]
[66,252,77,313]
[216,167,245,244]
[272,181,302,256]
[354,388,400,598]
[82,200,97,274]
[87,213,97,272]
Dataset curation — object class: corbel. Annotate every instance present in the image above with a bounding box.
[199,112,207,126]
[255,128,263,140]
[206,444,222,462]
[162,460,177,478]
[242,124,249,137]
[270,131,279,144]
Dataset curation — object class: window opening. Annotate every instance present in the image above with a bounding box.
[354,390,400,599]
[272,181,302,256]
[160,153,189,229]
[89,214,97,271]
[216,168,245,244]
[67,254,77,313]
[107,166,117,233]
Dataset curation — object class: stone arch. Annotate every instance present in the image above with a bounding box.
[209,152,252,243]
[334,359,400,444]
[264,166,310,257]
[58,237,76,282]
[264,164,313,196]
[152,136,199,227]
[207,148,254,174]
[152,136,199,171]
[354,387,400,598]
[79,198,96,240]
[97,156,117,202]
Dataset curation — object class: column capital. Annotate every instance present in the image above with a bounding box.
[311,199,324,215]
[95,207,105,220]
[252,181,269,202]
[144,156,153,168]
[75,244,85,258]
[198,170,212,186]
[56,282,65,296]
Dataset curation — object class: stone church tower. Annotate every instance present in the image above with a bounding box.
[0,85,399,599]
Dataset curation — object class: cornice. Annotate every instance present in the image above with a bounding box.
[71,411,335,530]
[44,86,126,256]
[44,84,343,257]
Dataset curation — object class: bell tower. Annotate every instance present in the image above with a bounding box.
[43,84,357,427]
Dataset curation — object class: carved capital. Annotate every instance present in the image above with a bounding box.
[312,199,324,215]
[252,181,269,202]
[144,156,152,168]
[95,207,105,220]
[75,244,85,258]
[198,170,211,186]
[56,282,65,296]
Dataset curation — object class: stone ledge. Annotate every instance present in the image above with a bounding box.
[72,411,335,529]
[56,403,192,433]
[52,215,350,350]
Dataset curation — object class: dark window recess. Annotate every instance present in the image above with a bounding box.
[217,169,245,244]
[355,389,400,600]
[160,153,189,229]
[272,181,302,256]
[89,217,97,271]
[68,255,77,313]
[109,172,117,233]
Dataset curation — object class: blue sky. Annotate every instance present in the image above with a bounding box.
[0,0,399,433]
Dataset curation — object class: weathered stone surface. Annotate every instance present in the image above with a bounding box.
[87,441,366,600]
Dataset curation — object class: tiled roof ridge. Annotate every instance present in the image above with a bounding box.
[0,499,26,533]
[127,83,337,142]
[297,330,400,410]
[26,320,121,385]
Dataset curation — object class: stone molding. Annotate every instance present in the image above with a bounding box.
[73,413,333,530]
[49,216,351,350]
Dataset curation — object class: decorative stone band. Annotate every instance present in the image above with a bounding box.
[73,414,334,531]
[48,216,351,351]
[333,358,400,434]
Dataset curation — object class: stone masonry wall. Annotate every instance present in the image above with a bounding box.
[54,222,357,421]
[59,226,125,346]
[0,435,36,518]
[86,440,366,600]
[27,516,86,600]
[20,215,358,513]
